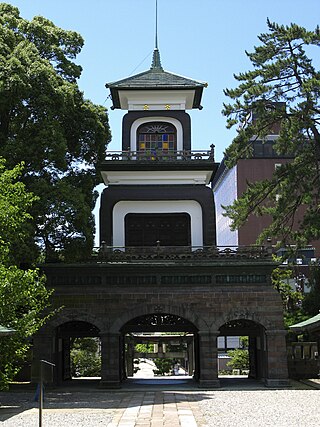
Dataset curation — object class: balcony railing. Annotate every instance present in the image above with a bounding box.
[95,245,272,262]
[104,149,215,162]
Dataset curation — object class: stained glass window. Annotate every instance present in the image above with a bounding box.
[137,122,177,152]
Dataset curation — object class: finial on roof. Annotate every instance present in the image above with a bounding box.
[151,0,163,70]
[155,0,158,50]
[151,48,163,70]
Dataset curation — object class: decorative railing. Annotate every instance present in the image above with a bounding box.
[95,245,273,262]
[104,149,215,162]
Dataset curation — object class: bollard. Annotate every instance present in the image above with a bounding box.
[38,360,55,427]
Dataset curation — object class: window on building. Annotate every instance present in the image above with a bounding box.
[137,122,177,152]
[263,142,274,157]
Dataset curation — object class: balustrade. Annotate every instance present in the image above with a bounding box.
[95,244,272,262]
[104,149,215,162]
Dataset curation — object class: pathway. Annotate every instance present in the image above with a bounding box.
[106,391,206,427]
[0,389,207,427]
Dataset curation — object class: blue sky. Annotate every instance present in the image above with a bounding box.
[6,0,320,161]
[4,0,320,243]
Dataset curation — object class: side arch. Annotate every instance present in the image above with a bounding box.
[39,308,106,334]
[212,307,276,332]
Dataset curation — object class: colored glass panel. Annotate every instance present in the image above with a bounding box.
[137,122,176,152]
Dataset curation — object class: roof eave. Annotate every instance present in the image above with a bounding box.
[109,86,204,110]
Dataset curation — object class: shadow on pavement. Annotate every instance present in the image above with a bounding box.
[0,376,317,423]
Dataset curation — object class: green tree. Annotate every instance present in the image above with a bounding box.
[0,159,53,389]
[227,337,249,372]
[222,20,320,248]
[135,343,154,355]
[302,264,320,316]
[272,266,305,327]
[0,3,111,263]
[70,337,101,377]
[227,349,249,372]
[153,358,173,376]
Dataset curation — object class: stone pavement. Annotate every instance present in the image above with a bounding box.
[0,388,208,427]
[106,359,205,425]
[2,377,319,427]
[106,391,206,427]
[3,359,320,427]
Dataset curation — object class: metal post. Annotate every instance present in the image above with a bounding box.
[38,360,55,427]
[39,362,43,427]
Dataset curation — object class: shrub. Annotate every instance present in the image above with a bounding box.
[70,338,101,377]
[226,349,249,372]
[153,358,172,375]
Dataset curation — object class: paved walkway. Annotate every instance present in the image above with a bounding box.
[106,391,206,427]
[1,378,319,427]
[104,359,205,425]
[0,388,207,427]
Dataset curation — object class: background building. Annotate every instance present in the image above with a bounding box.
[213,114,320,259]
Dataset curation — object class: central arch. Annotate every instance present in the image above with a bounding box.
[120,312,199,383]
[121,313,198,333]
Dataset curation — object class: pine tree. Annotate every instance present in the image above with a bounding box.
[222,20,320,247]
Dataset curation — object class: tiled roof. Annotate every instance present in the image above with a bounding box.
[106,49,207,109]
[106,68,206,90]
[290,313,320,330]
[106,49,206,90]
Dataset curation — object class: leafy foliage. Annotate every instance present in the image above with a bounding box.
[135,343,154,354]
[227,349,249,372]
[0,159,53,390]
[302,264,320,316]
[227,348,249,371]
[70,337,101,377]
[153,358,173,376]
[226,337,249,372]
[222,20,320,247]
[0,159,35,262]
[271,266,305,327]
[0,3,111,263]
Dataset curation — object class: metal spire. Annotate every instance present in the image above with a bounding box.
[151,0,163,70]
[155,0,158,49]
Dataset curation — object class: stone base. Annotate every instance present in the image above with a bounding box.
[198,379,220,388]
[99,380,121,389]
[264,378,291,388]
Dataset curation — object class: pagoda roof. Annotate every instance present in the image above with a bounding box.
[106,49,207,109]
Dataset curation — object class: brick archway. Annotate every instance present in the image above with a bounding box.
[110,302,206,334]
[41,309,105,334]
[119,312,199,382]
[218,318,266,379]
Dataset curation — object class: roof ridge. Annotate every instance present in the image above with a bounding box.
[106,68,207,88]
